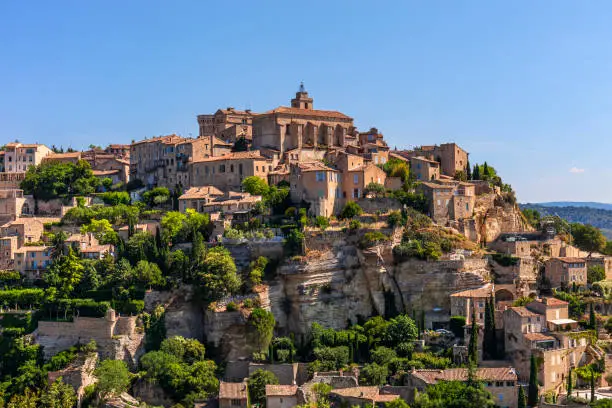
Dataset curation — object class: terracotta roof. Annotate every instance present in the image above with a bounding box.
[376,394,401,402]
[107,144,130,149]
[297,161,338,173]
[265,385,298,397]
[262,106,352,120]
[555,257,586,264]
[43,152,82,160]
[219,381,248,400]
[418,182,454,190]
[179,186,225,200]
[192,151,268,163]
[131,135,187,146]
[92,169,120,176]
[508,307,541,318]
[14,246,48,253]
[413,367,517,384]
[212,137,232,146]
[330,386,380,400]
[411,156,439,165]
[524,333,556,342]
[389,152,409,162]
[450,284,493,298]
[529,297,568,307]
[81,245,113,253]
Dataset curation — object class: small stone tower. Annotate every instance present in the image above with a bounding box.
[291,82,313,110]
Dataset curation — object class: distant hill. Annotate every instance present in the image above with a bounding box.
[534,201,612,211]
[520,203,612,239]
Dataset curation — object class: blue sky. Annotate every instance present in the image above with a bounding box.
[1,1,611,203]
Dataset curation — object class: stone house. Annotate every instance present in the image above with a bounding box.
[410,156,440,181]
[42,152,83,165]
[265,385,298,408]
[416,181,475,224]
[13,245,52,277]
[399,143,468,178]
[252,85,354,156]
[178,186,225,213]
[117,221,159,242]
[0,189,28,223]
[0,217,54,246]
[450,283,494,326]
[0,172,26,190]
[104,144,131,159]
[0,236,18,270]
[405,368,518,408]
[130,134,212,189]
[544,257,587,289]
[218,381,248,408]
[289,161,341,217]
[328,386,400,407]
[331,151,387,200]
[2,142,52,173]
[586,255,612,280]
[82,151,130,185]
[358,128,390,165]
[190,151,275,192]
[180,190,261,216]
[198,107,254,142]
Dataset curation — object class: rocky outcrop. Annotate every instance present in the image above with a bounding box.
[48,352,98,408]
[131,379,174,407]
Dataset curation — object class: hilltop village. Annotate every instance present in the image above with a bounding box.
[1,85,612,408]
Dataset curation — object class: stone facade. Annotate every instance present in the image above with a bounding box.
[399,143,468,177]
[2,142,52,173]
[410,156,440,181]
[190,151,274,192]
[544,257,587,289]
[198,108,254,142]
[289,161,341,217]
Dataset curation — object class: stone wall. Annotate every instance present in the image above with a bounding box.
[355,197,403,214]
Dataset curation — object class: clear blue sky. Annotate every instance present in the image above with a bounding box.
[1,1,611,203]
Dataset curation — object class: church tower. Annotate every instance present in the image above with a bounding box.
[291,82,313,110]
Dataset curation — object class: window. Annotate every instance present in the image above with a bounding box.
[496,382,503,387]
[318,190,324,198]
[353,189,360,198]
[230,164,234,172]
[316,171,325,182]
[353,174,359,184]
[230,399,242,406]
[506,381,514,387]
[220,165,225,173]
[256,166,259,171]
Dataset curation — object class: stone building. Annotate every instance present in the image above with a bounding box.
[130,135,211,189]
[358,128,390,166]
[416,181,475,224]
[399,143,468,177]
[0,189,28,223]
[450,283,494,326]
[179,188,261,215]
[331,151,387,200]
[405,368,518,408]
[265,385,298,408]
[2,142,52,173]
[198,108,254,143]
[544,257,587,289]
[190,151,274,192]
[218,381,248,408]
[410,156,440,181]
[82,150,130,185]
[252,84,354,156]
[289,161,341,217]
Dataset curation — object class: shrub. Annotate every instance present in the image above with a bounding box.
[349,219,361,230]
[339,201,363,219]
[100,191,130,206]
[226,302,238,312]
[387,211,403,228]
[491,253,519,267]
[449,315,466,338]
[359,231,390,248]
[315,216,330,231]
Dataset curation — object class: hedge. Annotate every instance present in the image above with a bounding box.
[0,289,45,308]
[40,299,111,319]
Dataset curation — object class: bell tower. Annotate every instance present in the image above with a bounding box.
[291,82,313,110]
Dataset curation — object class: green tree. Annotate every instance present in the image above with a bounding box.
[566,367,573,399]
[160,336,206,364]
[44,248,84,298]
[40,378,77,408]
[449,316,466,339]
[527,354,539,406]
[142,187,171,207]
[385,315,418,347]
[386,398,410,408]
[590,302,597,329]
[161,211,187,244]
[198,246,241,300]
[413,379,494,408]
[248,308,276,352]
[314,216,330,231]
[361,362,389,385]
[242,176,269,196]
[248,369,279,407]
[383,158,410,182]
[468,309,478,364]
[517,385,526,408]
[365,182,386,197]
[311,382,332,407]
[571,223,606,255]
[94,360,131,400]
[80,218,119,244]
[588,265,606,284]
[21,160,99,199]
[339,201,363,219]
[483,295,496,360]
[133,260,165,288]
[7,388,40,408]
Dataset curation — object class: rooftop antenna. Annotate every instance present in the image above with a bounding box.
[299,81,306,93]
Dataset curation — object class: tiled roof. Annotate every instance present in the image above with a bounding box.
[219,381,248,400]
[43,152,82,160]
[81,245,113,253]
[508,307,540,318]
[179,186,225,200]
[376,394,401,402]
[131,135,187,146]
[413,367,517,384]
[297,161,338,173]
[529,297,568,307]
[192,151,268,163]
[450,284,493,298]
[524,333,556,342]
[92,169,120,176]
[262,106,352,120]
[418,182,454,190]
[330,386,380,400]
[212,137,232,146]
[265,385,298,397]
[555,257,586,264]
[411,156,439,165]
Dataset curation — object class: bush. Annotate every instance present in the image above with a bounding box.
[339,201,363,219]
[491,253,519,267]
[359,231,390,248]
[449,316,466,338]
[226,302,238,312]
[100,191,130,206]
[315,216,330,231]
[349,219,361,230]
[387,211,403,228]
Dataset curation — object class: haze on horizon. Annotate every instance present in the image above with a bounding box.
[1,1,611,203]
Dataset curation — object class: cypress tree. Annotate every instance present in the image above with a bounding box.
[589,302,596,330]
[420,310,426,334]
[590,370,596,403]
[518,385,527,408]
[528,354,539,406]
[566,367,572,399]
[483,162,490,179]
[483,296,495,360]
[468,307,478,364]
[466,160,472,180]
[473,164,480,181]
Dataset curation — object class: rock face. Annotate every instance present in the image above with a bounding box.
[48,352,98,407]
